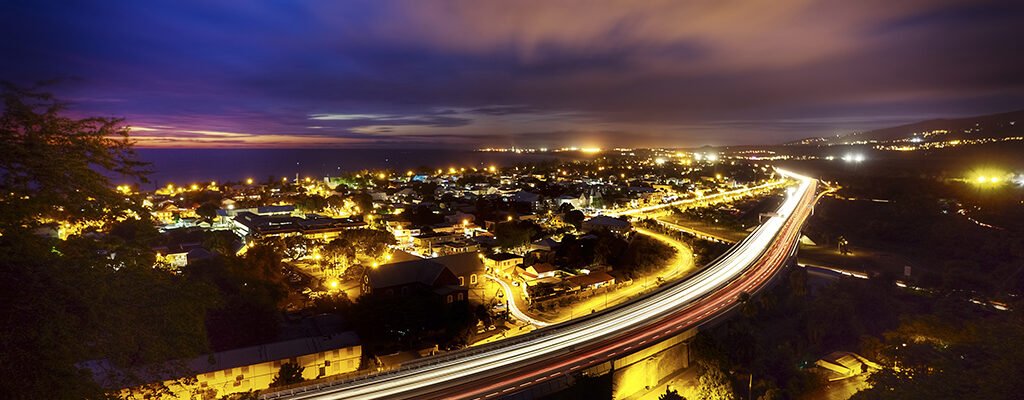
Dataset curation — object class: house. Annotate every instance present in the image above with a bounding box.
[563,271,616,291]
[432,252,486,288]
[232,212,366,240]
[375,351,419,371]
[296,217,367,241]
[232,212,300,238]
[361,258,467,304]
[375,345,439,370]
[444,212,476,225]
[813,351,881,381]
[88,332,361,399]
[394,187,418,199]
[530,237,561,252]
[437,240,480,256]
[513,191,542,208]
[556,193,588,209]
[582,215,632,234]
[255,205,296,216]
[484,253,524,278]
[520,263,559,279]
[153,243,215,269]
[411,232,463,254]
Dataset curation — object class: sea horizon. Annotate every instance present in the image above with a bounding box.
[130,148,565,189]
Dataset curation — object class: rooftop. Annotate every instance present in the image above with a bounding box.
[487,253,523,262]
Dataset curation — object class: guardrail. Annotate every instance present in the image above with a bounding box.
[263,173,816,399]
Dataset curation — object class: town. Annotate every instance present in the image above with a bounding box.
[69,151,786,398]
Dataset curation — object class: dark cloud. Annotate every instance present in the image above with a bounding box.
[1,0,1022,147]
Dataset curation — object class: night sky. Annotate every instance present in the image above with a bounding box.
[3,1,1023,148]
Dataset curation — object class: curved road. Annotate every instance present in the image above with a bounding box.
[485,274,551,327]
[267,169,817,400]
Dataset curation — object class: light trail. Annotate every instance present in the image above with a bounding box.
[485,274,550,327]
[606,179,788,217]
[267,168,817,400]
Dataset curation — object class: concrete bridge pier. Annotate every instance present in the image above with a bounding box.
[603,328,698,399]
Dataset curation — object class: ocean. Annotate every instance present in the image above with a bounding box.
[130,148,564,189]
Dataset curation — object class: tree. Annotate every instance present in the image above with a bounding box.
[695,360,736,400]
[270,362,305,387]
[493,221,539,251]
[852,313,1024,400]
[280,235,313,260]
[338,228,396,258]
[0,86,214,398]
[196,202,219,220]
[323,237,356,268]
[219,390,260,400]
[203,230,242,256]
[619,235,674,277]
[347,288,477,352]
[290,194,328,213]
[564,209,585,229]
[350,192,373,214]
[659,387,686,400]
[756,388,782,400]
[184,251,286,351]
[0,83,148,230]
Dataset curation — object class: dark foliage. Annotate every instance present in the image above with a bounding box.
[346,288,477,353]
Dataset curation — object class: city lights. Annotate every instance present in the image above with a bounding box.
[842,153,865,163]
[9,2,1021,399]
[970,170,1007,187]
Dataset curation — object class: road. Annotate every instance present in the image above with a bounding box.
[486,274,551,327]
[605,179,789,217]
[266,169,818,400]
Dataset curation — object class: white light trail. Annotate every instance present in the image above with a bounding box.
[276,169,816,400]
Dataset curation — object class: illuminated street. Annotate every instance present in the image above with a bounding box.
[266,169,818,399]
[4,3,1022,399]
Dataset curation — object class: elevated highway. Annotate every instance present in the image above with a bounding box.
[266,169,818,400]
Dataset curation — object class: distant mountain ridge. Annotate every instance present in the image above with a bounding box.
[788,109,1024,145]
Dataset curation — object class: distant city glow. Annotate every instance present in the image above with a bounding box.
[842,153,865,163]
[969,170,1008,187]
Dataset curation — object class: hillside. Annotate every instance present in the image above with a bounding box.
[788,109,1024,146]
